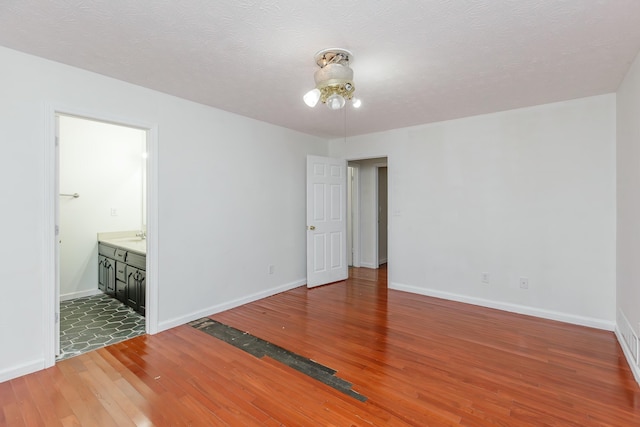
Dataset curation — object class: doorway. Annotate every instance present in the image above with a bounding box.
[57,115,148,360]
[44,107,158,366]
[347,157,388,269]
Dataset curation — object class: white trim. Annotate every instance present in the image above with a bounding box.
[615,327,640,385]
[373,165,379,268]
[158,278,306,332]
[346,157,389,271]
[386,157,392,288]
[389,281,615,331]
[348,164,361,267]
[345,155,389,269]
[43,103,160,368]
[0,359,46,383]
[145,125,159,334]
[359,262,378,269]
[42,104,57,368]
[616,308,639,361]
[352,164,361,267]
[615,308,640,386]
[60,289,102,301]
[373,162,387,268]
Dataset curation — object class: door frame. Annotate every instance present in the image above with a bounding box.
[347,164,361,267]
[376,164,388,266]
[345,156,389,270]
[42,104,159,367]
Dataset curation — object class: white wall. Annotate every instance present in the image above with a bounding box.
[616,50,640,379]
[331,95,617,329]
[0,46,327,382]
[59,116,145,299]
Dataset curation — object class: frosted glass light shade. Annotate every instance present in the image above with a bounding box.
[326,94,346,110]
[303,88,321,107]
[314,63,353,85]
[352,98,362,108]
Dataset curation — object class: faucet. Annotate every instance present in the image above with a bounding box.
[135,230,146,239]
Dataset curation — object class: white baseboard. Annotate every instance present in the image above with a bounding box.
[60,288,102,301]
[615,309,640,385]
[359,262,378,269]
[158,278,307,332]
[389,282,615,331]
[0,358,45,383]
[378,257,388,264]
[615,327,640,386]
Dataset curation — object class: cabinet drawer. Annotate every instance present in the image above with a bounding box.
[127,252,146,270]
[114,248,127,262]
[98,243,117,258]
[115,261,127,282]
[116,279,127,303]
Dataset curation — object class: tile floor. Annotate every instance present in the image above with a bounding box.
[57,293,145,361]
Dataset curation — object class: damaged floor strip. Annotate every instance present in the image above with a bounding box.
[189,317,367,402]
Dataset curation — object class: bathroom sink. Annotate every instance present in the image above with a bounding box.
[98,231,147,255]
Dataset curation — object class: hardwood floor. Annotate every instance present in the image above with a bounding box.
[3,265,640,426]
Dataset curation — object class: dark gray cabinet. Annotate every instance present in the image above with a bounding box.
[115,261,127,303]
[126,251,146,315]
[98,255,106,292]
[126,267,146,316]
[98,255,115,296]
[98,242,146,316]
[98,243,117,296]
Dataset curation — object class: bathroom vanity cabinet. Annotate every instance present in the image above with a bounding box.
[98,240,146,316]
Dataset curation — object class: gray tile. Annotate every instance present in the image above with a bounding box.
[57,293,144,361]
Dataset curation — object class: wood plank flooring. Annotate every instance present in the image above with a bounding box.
[3,265,640,426]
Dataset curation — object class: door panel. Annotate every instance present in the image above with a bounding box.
[306,155,347,288]
[313,234,326,273]
[330,232,342,268]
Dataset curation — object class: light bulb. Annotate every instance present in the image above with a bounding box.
[326,94,346,110]
[303,88,320,107]
[352,98,362,108]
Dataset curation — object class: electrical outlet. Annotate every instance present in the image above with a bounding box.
[110,208,118,216]
[268,265,275,275]
[481,272,490,284]
[519,277,529,289]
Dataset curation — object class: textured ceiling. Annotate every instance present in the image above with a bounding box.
[1,1,640,138]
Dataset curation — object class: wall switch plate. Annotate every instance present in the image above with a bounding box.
[519,277,529,289]
[268,265,275,275]
[110,208,118,216]
[481,272,490,284]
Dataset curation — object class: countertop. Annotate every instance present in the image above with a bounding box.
[98,231,147,255]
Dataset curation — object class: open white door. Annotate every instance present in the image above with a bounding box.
[54,115,61,356]
[306,155,348,288]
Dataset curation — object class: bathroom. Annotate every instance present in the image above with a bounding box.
[57,114,147,359]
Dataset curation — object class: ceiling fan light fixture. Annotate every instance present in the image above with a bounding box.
[352,97,362,108]
[304,48,360,111]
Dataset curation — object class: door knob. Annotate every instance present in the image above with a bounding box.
[308,225,315,230]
